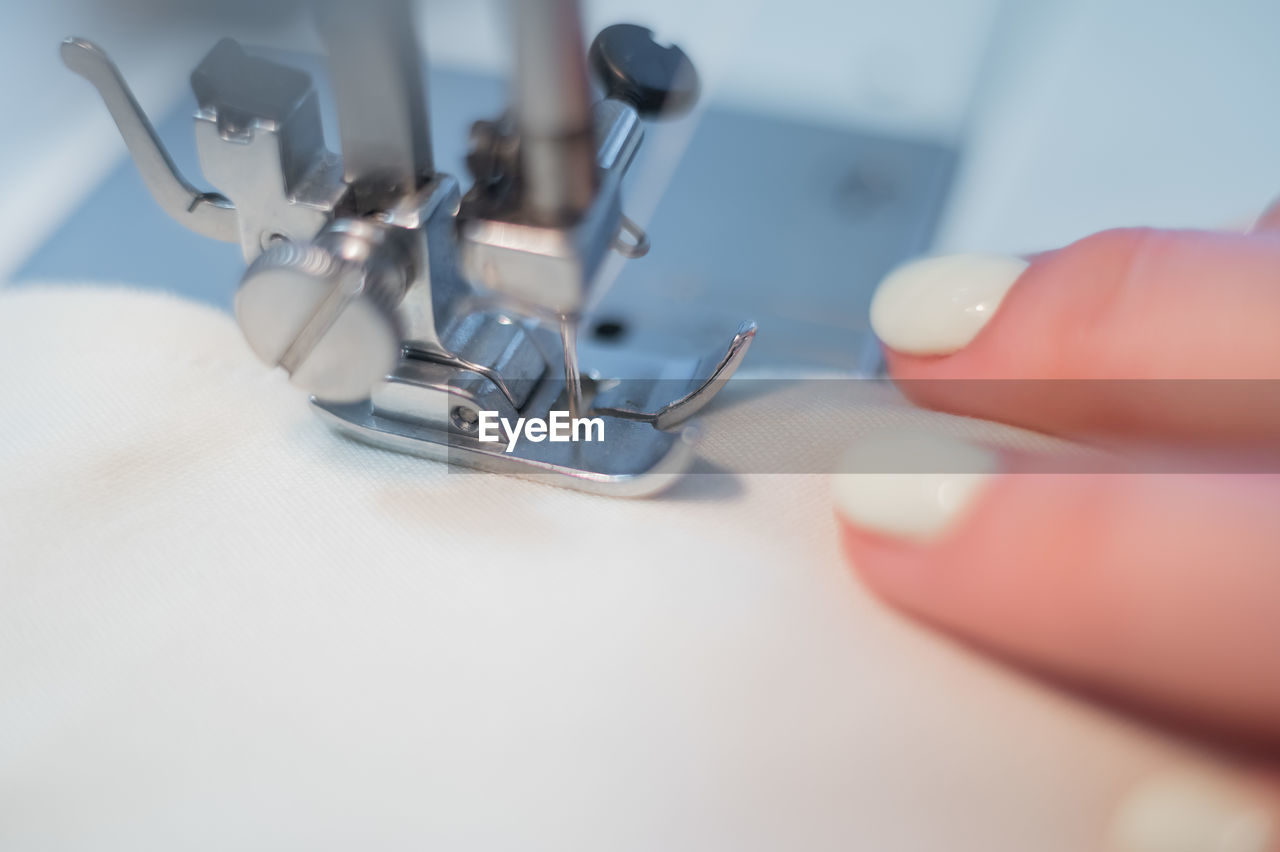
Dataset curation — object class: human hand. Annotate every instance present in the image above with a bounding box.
[833,208,1280,850]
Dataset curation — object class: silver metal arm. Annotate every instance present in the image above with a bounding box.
[313,0,434,213]
[511,0,598,226]
[60,37,239,243]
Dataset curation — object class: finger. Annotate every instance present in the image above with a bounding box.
[831,431,1280,748]
[869,228,1280,441]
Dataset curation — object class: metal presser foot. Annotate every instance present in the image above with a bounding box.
[62,0,755,496]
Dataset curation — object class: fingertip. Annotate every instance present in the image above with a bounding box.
[869,253,1029,357]
[872,228,1280,439]
[830,430,1000,543]
[830,429,1003,614]
[873,228,1155,381]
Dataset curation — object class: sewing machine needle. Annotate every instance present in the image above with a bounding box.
[560,315,584,420]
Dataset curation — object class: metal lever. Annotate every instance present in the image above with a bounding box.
[592,321,758,429]
[60,37,239,243]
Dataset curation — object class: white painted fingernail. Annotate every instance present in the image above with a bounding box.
[1108,772,1278,852]
[830,430,999,543]
[870,253,1029,355]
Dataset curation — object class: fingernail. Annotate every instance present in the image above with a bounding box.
[830,430,999,543]
[870,253,1029,355]
[1108,771,1277,852]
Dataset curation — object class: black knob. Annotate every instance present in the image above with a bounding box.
[588,24,700,119]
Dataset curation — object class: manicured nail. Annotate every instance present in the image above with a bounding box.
[830,430,999,543]
[870,253,1029,355]
[1107,771,1277,852]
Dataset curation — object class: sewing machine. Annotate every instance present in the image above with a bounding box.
[46,0,955,494]
[9,7,1280,850]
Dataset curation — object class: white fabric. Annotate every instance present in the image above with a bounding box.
[0,284,1225,851]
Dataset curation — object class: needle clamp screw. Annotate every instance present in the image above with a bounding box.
[588,24,700,119]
